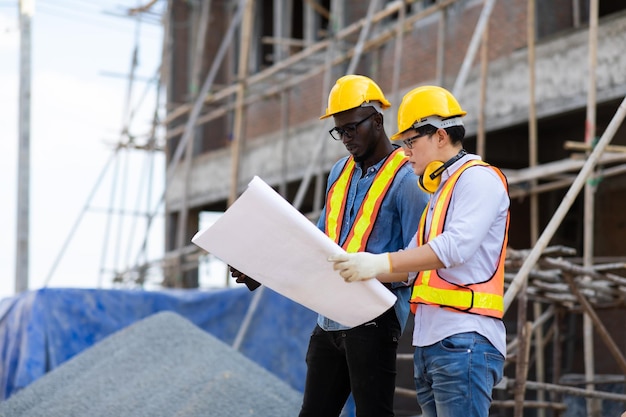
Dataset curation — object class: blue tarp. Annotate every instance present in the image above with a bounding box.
[0,286,317,402]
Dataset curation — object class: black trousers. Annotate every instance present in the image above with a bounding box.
[298,308,401,417]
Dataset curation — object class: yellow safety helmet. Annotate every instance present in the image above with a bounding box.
[390,85,466,141]
[320,74,391,120]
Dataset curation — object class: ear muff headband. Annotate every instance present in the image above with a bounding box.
[417,149,467,193]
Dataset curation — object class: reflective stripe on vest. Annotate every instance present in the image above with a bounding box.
[410,159,509,318]
[325,148,408,252]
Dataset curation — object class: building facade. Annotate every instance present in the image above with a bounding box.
[163,1,626,413]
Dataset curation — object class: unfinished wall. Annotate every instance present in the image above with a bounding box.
[165,10,626,209]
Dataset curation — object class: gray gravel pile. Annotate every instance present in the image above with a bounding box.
[0,311,303,417]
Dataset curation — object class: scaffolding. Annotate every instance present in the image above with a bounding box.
[158,1,626,415]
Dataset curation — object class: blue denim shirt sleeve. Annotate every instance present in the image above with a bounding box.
[316,151,429,333]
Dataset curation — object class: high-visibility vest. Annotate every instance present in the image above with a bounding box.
[410,159,509,318]
[325,147,408,253]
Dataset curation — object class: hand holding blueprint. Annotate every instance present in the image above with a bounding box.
[191,176,396,327]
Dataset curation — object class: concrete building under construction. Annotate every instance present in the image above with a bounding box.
[161,0,626,415]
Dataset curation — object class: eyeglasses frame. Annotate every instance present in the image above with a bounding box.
[328,111,378,141]
[402,133,428,149]
[402,127,439,149]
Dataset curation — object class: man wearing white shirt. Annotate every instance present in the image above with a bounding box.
[330,85,510,417]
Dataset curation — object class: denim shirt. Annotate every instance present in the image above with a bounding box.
[316,146,429,333]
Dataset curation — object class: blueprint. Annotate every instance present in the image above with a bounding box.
[192,176,396,327]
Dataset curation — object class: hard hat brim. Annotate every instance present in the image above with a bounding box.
[391,115,465,141]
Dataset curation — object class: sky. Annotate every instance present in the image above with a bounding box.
[0,0,178,300]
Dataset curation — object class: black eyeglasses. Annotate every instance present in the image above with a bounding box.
[402,132,433,149]
[328,112,378,141]
[402,132,428,149]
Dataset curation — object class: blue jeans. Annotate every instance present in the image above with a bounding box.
[298,308,400,417]
[413,332,504,417]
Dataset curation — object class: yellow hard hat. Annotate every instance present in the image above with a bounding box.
[320,75,391,120]
[390,85,466,141]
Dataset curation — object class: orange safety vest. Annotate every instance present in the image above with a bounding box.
[325,147,408,252]
[410,159,510,318]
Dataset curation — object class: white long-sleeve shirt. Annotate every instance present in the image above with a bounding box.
[406,153,509,357]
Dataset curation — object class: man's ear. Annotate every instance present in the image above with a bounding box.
[435,128,447,147]
[374,113,383,130]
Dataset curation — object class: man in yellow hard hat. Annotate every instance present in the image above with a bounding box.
[330,85,510,417]
[233,75,429,417]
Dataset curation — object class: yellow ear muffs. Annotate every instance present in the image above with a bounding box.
[417,149,468,194]
[418,161,445,193]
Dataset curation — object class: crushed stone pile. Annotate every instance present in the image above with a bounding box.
[0,311,303,417]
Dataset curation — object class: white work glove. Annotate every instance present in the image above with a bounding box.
[328,252,391,282]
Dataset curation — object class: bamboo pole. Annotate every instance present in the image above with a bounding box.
[346,0,380,75]
[562,272,626,375]
[528,0,538,244]
[312,35,336,217]
[583,1,599,413]
[227,0,255,206]
[279,87,290,197]
[492,400,567,410]
[435,5,446,87]
[175,0,211,286]
[552,308,563,413]
[533,302,546,417]
[477,21,487,158]
[564,141,626,153]
[390,0,405,109]
[452,0,496,97]
[513,290,532,417]
[503,95,626,312]
[526,2,546,413]
[513,322,532,417]
[303,0,330,20]
[572,0,581,27]
[277,0,291,198]
[233,0,273,350]
[521,380,626,402]
[190,0,211,96]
